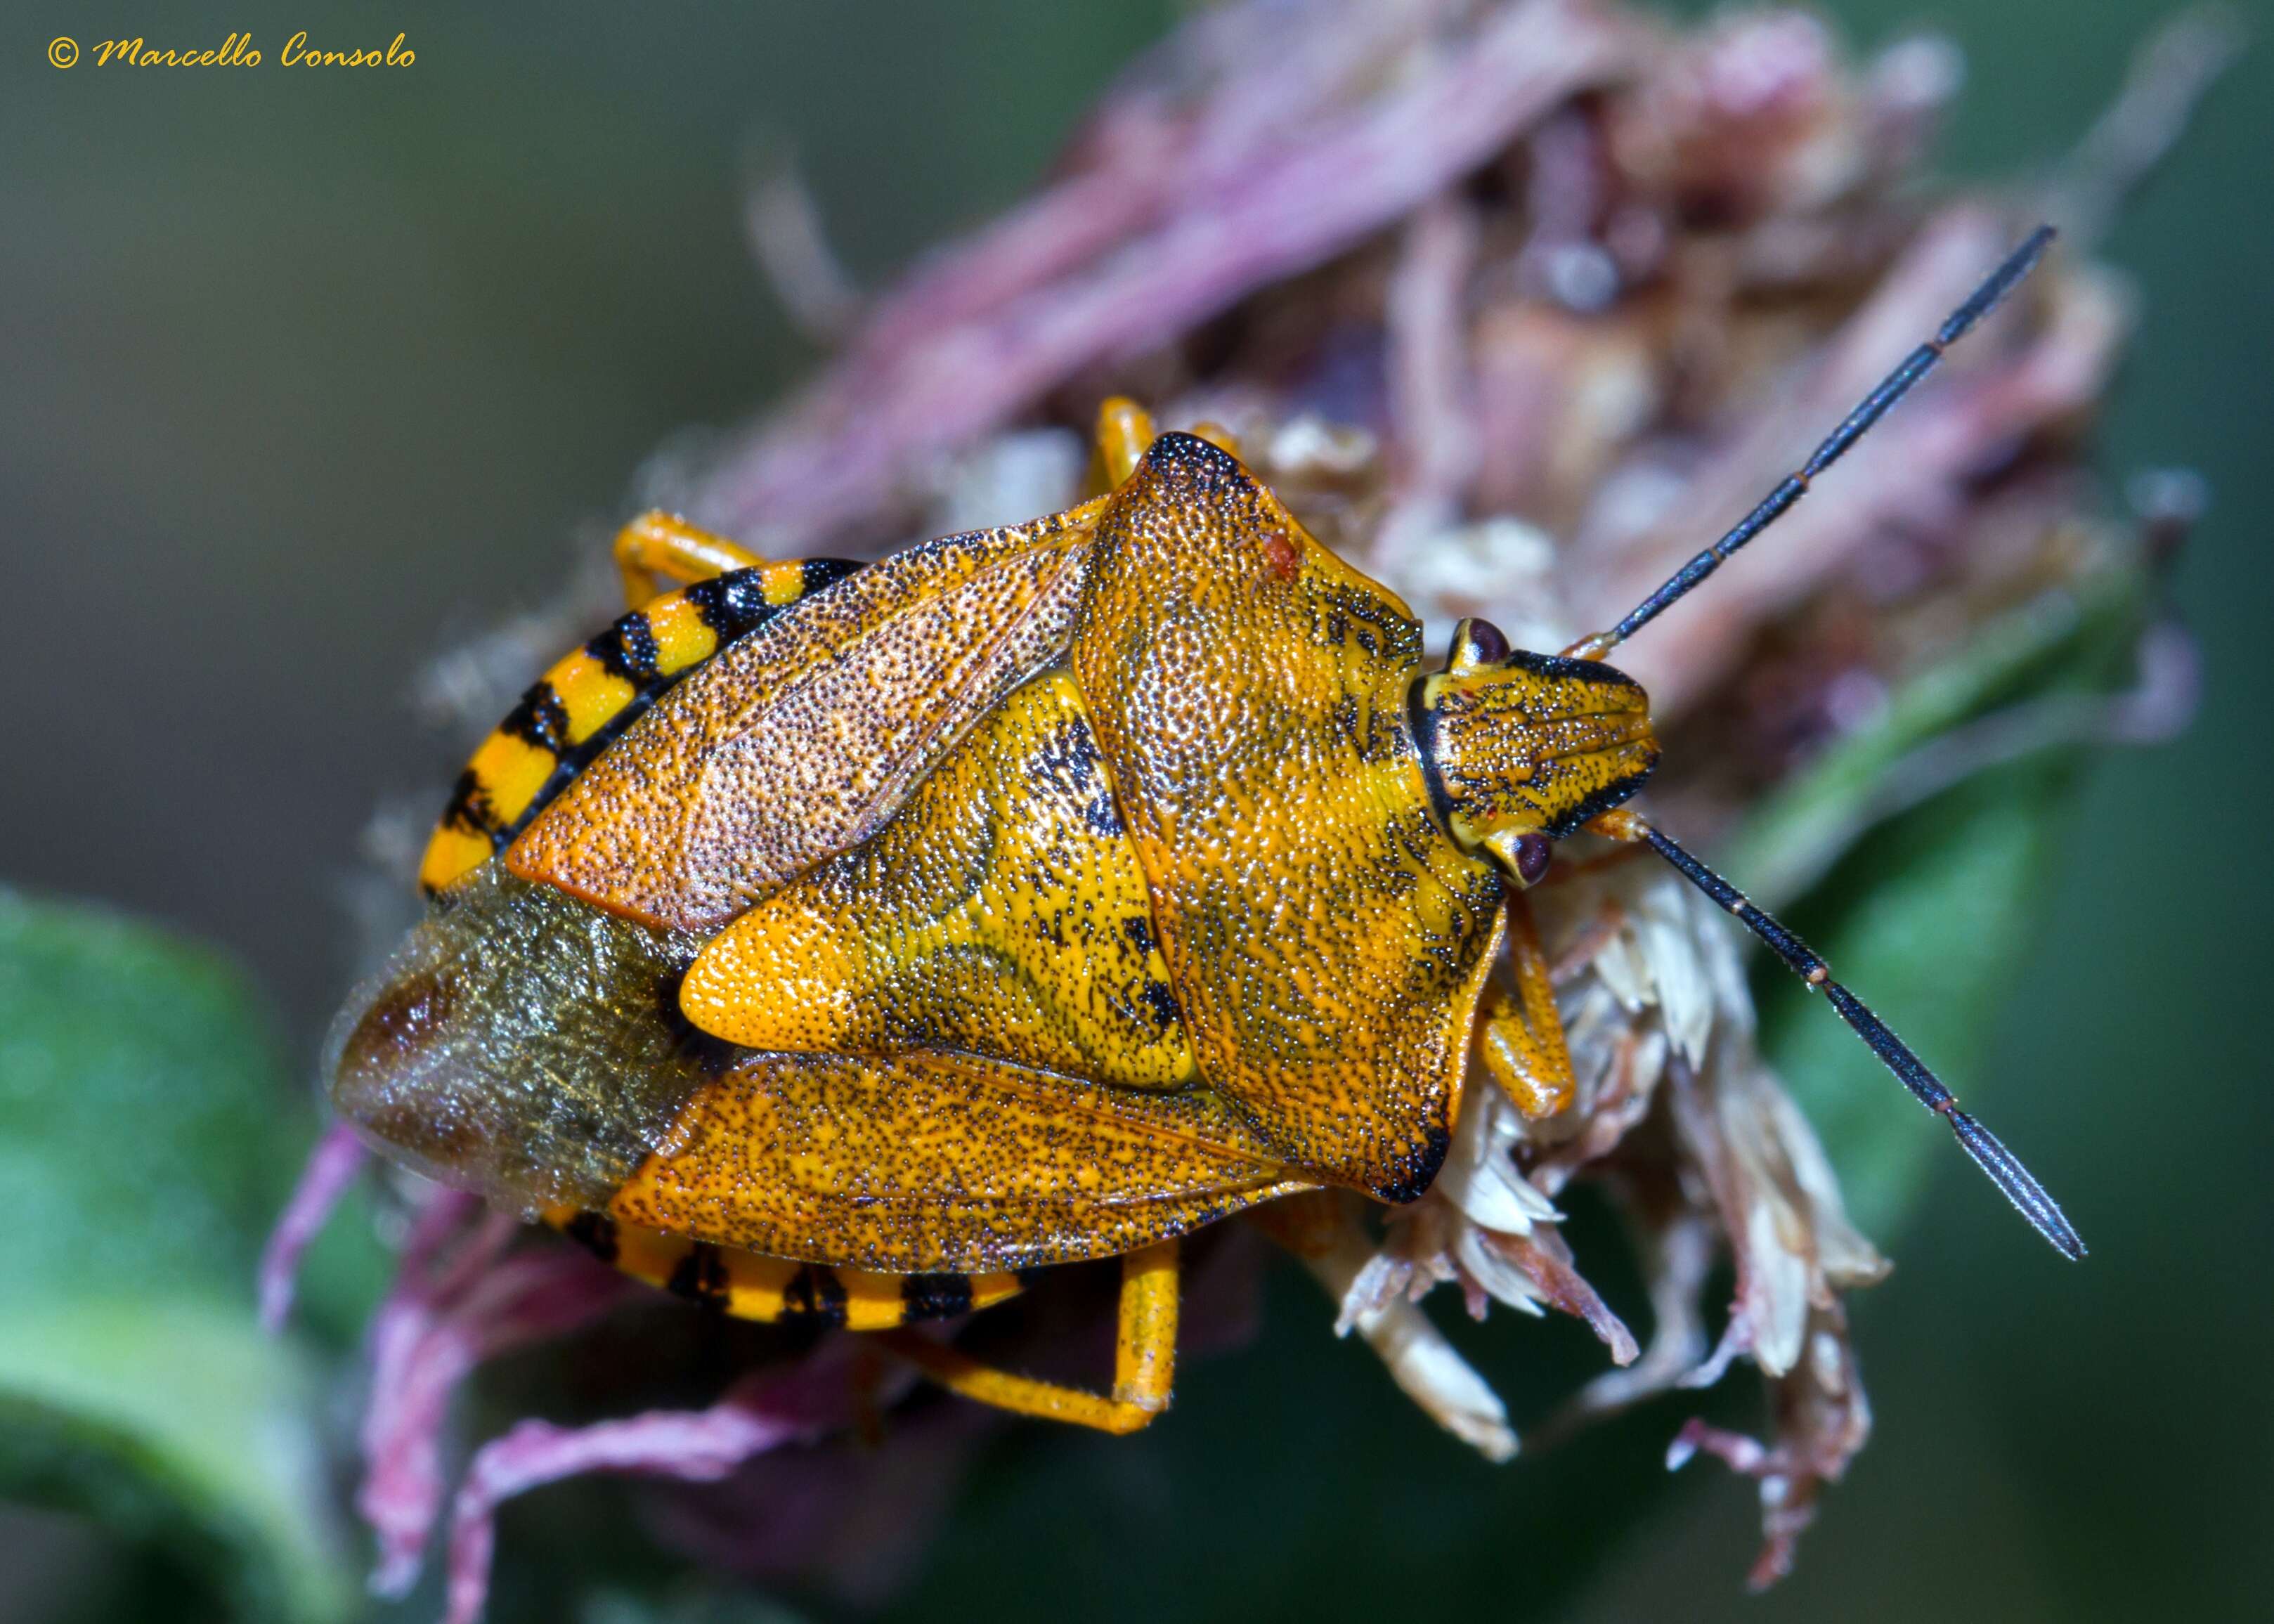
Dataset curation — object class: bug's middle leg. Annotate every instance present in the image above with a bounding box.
[878,1238,1181,1434]
[1478,890,1578,1119]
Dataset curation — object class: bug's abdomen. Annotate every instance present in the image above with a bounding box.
[547,1210,1024,1329]
[418,557,861,895]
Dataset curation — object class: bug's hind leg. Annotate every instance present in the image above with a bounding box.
[1478,890,1578,1119]
[879,1239,1180,1434]
[611,511,771,606]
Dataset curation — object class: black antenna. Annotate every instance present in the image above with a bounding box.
[1565,225,2057,661]
[1628,816,2083,1259]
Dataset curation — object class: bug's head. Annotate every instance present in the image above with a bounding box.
[1410,617,1660,885]
[1394,228,2087,1264]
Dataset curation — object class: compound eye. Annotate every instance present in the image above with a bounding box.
[1449,617,1510,671]
[1485,829,1555,888]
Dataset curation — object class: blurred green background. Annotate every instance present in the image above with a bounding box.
[2,1,2268,1620]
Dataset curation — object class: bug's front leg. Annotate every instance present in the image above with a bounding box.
[1093,396,1158,489]
[610,510,770,606]
[1477,890,1577,1120]
[1091,396,1244,491]
[878,1239,1181,1434]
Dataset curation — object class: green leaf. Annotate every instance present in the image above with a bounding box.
[1734,569,2152,1238]
[575,1584,814,1624]
[1751,751,2084,1236]
[0,890,356,1623]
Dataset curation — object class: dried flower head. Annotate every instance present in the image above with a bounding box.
[268,0,2223,1614]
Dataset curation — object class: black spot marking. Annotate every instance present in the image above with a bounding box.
[441,768,506,843]
[499,681,571,755]
[684,569,776,643]
[900,1272,975,1323]
[562,1211,619,1265]
[1032,718,1101,799]
[782,1265,850,1327]
[485,684,670,850]
[589,611,661,688]
[1123,916,1157,956]
[1083,793,1124,838]
[1137,978,1182,1032]
[802,557,862,597]
[1139,431,1245,490]
[666,1242,732,1311]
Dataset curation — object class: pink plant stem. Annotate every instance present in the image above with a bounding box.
[358,1207,632,1596]
[257,1119,370,1334]
[443,1368,845,1624]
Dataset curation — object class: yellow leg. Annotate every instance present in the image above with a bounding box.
[612,511,767,608]
[1188,420,1244,459]
[878,1240,1179,1434]
[1091,398,1245,494]
[1093,397,1157,490]
[1478,890,1577,1119]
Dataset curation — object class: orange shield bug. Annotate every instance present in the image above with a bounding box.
[329,227,2077,1434]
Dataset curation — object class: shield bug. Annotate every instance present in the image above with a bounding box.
[329,227,2078,1434]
